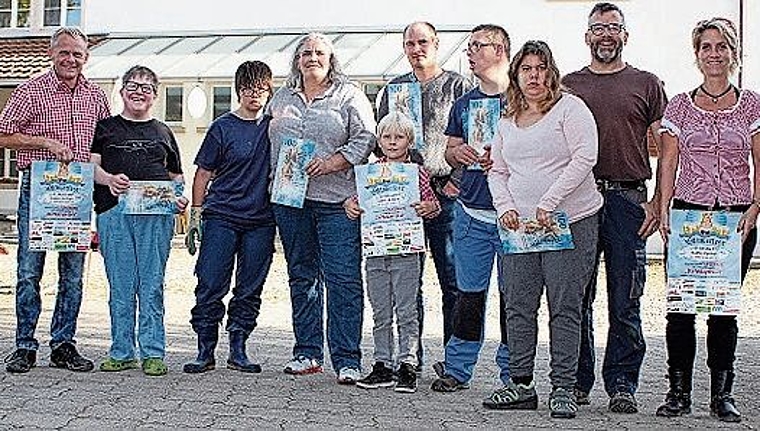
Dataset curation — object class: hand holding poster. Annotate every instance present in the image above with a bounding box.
[29,161,94,252]
[666,209,741,315]
[467,98,500,170]
[271,138,316,208]
[498,211,574,254]
[118,180,182,214]
[355,162,425,257]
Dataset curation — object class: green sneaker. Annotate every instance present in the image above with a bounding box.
[142,358,168,376]
[99,358,139,372]
[483,379,538,410]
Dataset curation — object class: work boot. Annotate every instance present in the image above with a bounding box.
[656,368,692,417]
[226,331,261,373]
[710,370,741,423]
[183,330,217,374]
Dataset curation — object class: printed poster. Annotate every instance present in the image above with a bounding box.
[29,161,94,252]
[386,83,424,150]
[118,180,180,215]
[467,98,500,170]
[355,162,425,257]
[498,211,574,254]
[666,209,742,315]
[271,138,316,208]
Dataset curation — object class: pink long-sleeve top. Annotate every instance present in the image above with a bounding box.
[488,93,603,223]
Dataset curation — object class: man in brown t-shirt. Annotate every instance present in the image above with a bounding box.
[562,2,667,414]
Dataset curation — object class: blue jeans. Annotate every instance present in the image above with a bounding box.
[15,171,86,351]
[444,204,509,384]
[273,201,363,371]
[97,208,174,360]
[421,193,459,349]
[190,218,275,336]
[577,188,647,396]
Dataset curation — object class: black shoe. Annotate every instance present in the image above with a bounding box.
[184,331,218,374]
[5,349,36,373]
[431,375,470,392]
[356,361,395,389]
[395,363,417,393]
[609,391,638,414]
[50,343,94,372]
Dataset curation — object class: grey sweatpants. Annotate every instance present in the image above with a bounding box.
[365,254,421,366]
[500,212,599,389]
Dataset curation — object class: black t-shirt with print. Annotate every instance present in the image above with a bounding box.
[91,115,183,214]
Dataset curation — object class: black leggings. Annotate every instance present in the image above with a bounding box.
[665,200,756,372]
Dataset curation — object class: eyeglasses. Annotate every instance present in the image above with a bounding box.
[240,87,269,97]
[588,22,625,36]
[123,81,157,94]
[464,41,497,54]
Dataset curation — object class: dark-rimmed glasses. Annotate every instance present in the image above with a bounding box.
[240,87,269,97]
[123,81,157,94]
[464,41,496,54]
[588,23,625,36]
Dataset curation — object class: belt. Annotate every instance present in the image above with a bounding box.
[596,179,646,191]
[672,199,751,213]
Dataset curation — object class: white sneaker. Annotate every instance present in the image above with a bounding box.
[283,356,323,375]
[337,366,361,385]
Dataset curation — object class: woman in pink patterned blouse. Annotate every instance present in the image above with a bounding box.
[657,17,760,423]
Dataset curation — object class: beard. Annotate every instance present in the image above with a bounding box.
[591,40,623,64]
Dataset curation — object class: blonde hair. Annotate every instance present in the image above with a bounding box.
[692,17,740,74]
[377,112,415,144]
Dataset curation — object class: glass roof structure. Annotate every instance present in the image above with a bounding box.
[84,28,472,82]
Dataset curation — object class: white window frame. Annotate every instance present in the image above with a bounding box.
[0,0,31,28]
[43,0,82,27]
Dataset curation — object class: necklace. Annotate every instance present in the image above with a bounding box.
[699,84,733,103]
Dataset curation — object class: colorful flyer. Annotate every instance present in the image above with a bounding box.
[271,138,316,208]
[118,180,179,214]
[386,83,424,150]
[467,98,500,170]
[355,162,425,257]
[29,161,94,252]
[666,209,742,315]
[498,211,574,254]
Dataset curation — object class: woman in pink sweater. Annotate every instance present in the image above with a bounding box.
[486,40,602,419]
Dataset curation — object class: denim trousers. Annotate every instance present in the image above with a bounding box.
[15,171,86,351]
[444,204,509,384]
[418,192,459,362]
[190,218,275,337]
[97,208,174,360]
[502,212,599,389]
[273,201,363,371]
[665,199,757,374]
[577,188,647,396]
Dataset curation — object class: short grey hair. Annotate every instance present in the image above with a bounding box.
[285,32,346,90]
[50,26,88,49]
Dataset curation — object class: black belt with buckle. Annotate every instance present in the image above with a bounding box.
[596,179,646,191]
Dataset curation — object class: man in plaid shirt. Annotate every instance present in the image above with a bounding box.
[0,27,110,373]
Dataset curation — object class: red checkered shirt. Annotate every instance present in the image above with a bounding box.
[377,156,439,207]
[0,69,110,170]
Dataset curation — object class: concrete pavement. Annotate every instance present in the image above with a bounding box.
[0,248,759,429]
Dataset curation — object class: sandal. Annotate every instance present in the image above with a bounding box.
[99,358,138,372]
[142,358,168,376]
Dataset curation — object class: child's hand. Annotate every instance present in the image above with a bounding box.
[344,196,364,220]
[412,201,440,219]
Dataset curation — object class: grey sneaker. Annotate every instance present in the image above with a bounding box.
[482,379,538,410]
[574,388,590,406]
[609,391,638,413]
[549,387,578,419]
